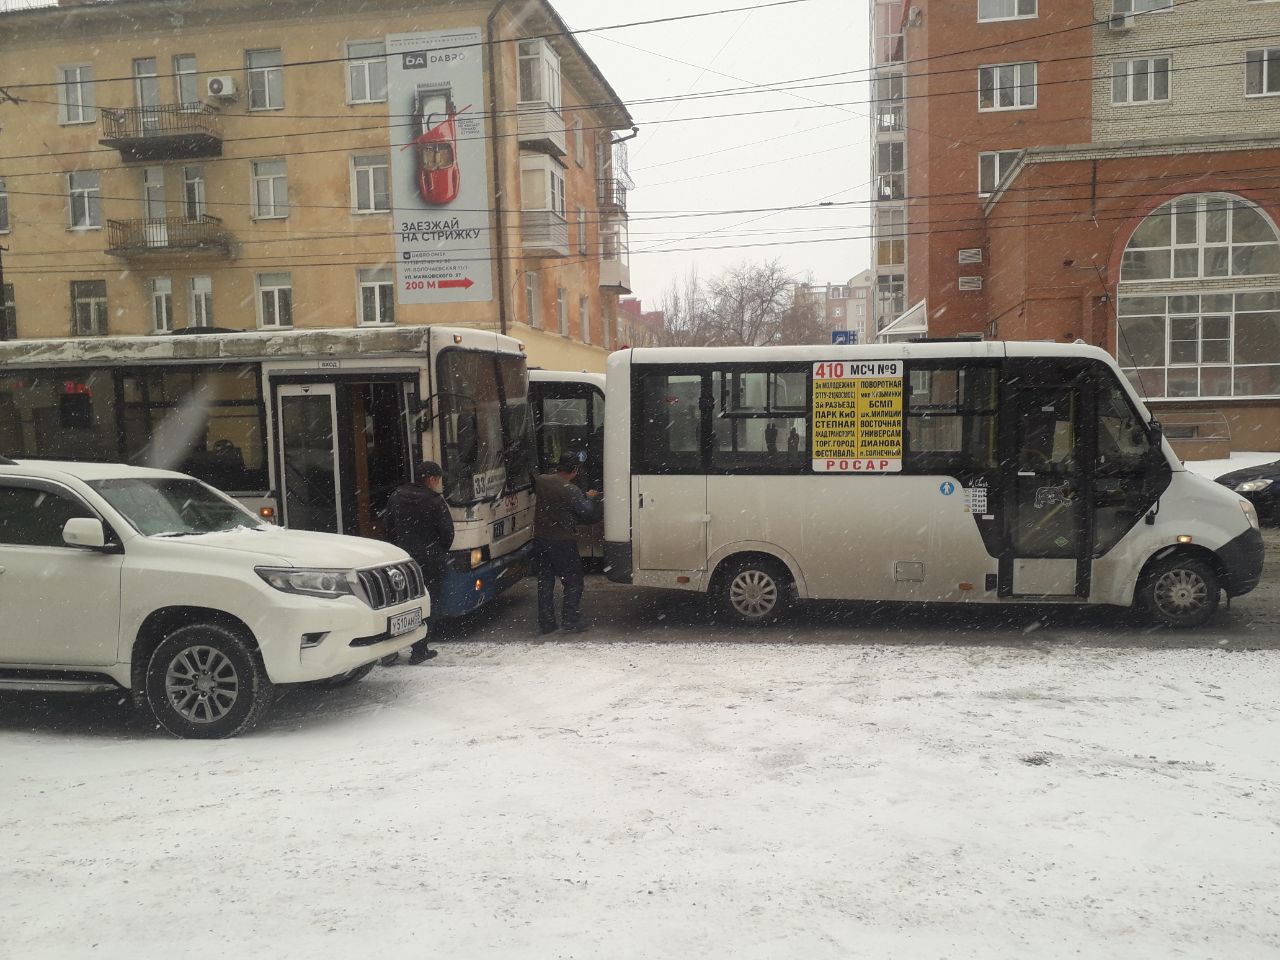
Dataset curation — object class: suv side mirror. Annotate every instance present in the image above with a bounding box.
[63,517,108,550]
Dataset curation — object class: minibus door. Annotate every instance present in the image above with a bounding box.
[1000,374,1093,599]
[275,383,343,533]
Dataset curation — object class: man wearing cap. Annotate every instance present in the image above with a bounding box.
[533,452,601,634]
[385,461,454,664]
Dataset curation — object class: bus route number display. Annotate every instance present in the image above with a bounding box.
[811,360,903,472]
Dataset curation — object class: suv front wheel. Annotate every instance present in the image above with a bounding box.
[145,623,275,739]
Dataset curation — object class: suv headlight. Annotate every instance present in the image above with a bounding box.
[1235,478,1273,493]
[256,567,357,599]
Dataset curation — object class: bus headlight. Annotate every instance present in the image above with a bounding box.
[1235,478,1273,493]
[470,547,484,569]
[256,567,357,599]
[1240,500,1260,530]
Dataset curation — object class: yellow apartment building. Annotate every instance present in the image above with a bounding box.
[0,0,634,372]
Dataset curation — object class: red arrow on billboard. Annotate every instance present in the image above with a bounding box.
[439,278,474,289]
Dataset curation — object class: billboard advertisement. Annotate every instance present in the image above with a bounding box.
[387,29,493,304]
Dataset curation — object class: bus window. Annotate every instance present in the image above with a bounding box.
[438,350,533,503]
[1092,368,1170,554]
[496,354,534,494]
[904,365,997,473]
[711,369,807,471]
[0,369,119,462]
[636,372,703,474]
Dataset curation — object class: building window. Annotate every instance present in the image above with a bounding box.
[520,158,566,217]
[978,62,1036,111]
[174,55,199,106]
[1113,0,1172,12]
[189,276,213,328]
[183,166,206,220]
[68,171,101,229]
[876,273,906,325]
[978,149,1021,196]
[556,287,567,335]
[251,160,288,219]
[577,207,587,255]
[875,73,904,132]
[978,0,1036,20]
[347,41,387,104]
[573,119,585,165]
[358,268,394,325]
[579,295,590,343]
[151,277,174,332]
[1,283,14,340]
[517,39,561,111]
[247,48,284,110]
[1121,194,1280,282]
[856,302,866,317]
[876,207,906,266]
[0,177,8,232]
[876,141,904,200]
[352,154,390,213]
[71,280,108,336]
[58,65,95,124]
[256,272,293,328]
[1113,57,1170,104]
[830,286,849,300]
[1246,48,1280,97]
[133,57,159,109]
[525,271,540,327]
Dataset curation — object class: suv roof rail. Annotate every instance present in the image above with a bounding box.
[0,455,18,465]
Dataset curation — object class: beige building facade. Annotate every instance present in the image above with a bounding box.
[0,0,634,372]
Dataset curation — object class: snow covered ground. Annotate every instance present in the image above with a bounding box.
[1183,451,1279,480]
[3,641,1279,959]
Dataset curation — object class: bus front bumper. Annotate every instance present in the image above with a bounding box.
[438,542,533,619]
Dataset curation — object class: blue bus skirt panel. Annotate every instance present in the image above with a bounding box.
[435,540,534,620]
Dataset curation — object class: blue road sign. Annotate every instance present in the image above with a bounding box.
[831,330,857,345]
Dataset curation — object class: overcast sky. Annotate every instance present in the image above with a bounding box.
[0,0,873,303]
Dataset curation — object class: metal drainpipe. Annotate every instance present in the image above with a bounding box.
[487,0,512,336]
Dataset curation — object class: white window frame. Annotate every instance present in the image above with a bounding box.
[68,171,101,230]
[256,272,293,329]
[1246,48,1280,98]
[346,40,388,105]
[525,271,540,328]
[1,282,15,340]
[251,159,288,220]
[577,206,587,255]
[556,286,567,336]
[978,149,1022,197]
[0,177,8,233]
[1112,57,1171,105]
[71,280,108,336]
[58,64,95,125]
[246,48,284,111]
[520,156,567,218]
[978,61,1037,112]
[150,277,174,333]
[579,294,590,343]
[1113,0,1173,13]
[357,268,395,326]
[189,276,213,328]
[977,0,1036,22]
[573,118,585,165]
[517,39,562,111]
[351,154,390,214]
[183,165,206,220]
[174,54,200,107]
[133,57,159,110]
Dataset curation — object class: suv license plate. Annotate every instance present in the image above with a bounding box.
[387,608,423,637]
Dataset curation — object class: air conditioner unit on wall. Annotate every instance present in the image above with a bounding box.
[1108,13,1133,31]
[207,75,238,99]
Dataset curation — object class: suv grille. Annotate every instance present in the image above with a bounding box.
[357,561,425,610]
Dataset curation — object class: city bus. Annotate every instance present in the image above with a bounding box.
[0,325,534,619]
[602,341,1264,628]
[529,369,605,559]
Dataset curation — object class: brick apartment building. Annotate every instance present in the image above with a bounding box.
[797,268,874,342]
[0,0,634,372]
[616,296,664,347]
[870,0,1280,453]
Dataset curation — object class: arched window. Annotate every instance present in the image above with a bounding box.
[1117,193,1280,399]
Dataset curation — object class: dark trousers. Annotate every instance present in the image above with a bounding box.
[411,575,444,656]
[535,538,583,630]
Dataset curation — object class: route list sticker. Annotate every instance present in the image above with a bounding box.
[811,360,903,472]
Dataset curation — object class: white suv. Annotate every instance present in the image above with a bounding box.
[0,458,429,738]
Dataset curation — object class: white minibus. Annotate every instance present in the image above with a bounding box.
[603,341,1264,627]
[530,369,606,559]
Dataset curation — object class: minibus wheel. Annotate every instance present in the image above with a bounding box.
[715,556,791,626]
[145,623,275,739]
[1138,555,1220,628]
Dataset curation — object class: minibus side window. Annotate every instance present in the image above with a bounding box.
[904,364,998,473]
[710,368,807,473]
[635,371,703,474]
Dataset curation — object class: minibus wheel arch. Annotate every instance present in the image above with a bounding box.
[1133,546,1226,627]
[708,551,797,626]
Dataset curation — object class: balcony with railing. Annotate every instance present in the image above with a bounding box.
[521,210,570,258]
[517,102,567,157]
[599,217,631,293]
[597,178,628,213]
[106,216,233,258]
[99,104,223,163]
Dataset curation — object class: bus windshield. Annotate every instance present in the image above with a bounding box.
[436,350,533,505]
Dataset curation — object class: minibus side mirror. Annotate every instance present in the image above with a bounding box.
[1147,419,1164,447]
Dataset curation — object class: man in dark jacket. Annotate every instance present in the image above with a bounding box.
[385,460,454,664]
[533,451,601,635]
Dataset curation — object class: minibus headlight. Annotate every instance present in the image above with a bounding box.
[1239,500,1260,530]
[471,547,484,569]
[256,567,357,599]
[1235,478,1273,493]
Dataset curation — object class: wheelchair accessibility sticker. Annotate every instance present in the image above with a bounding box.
[939,481,956,496]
